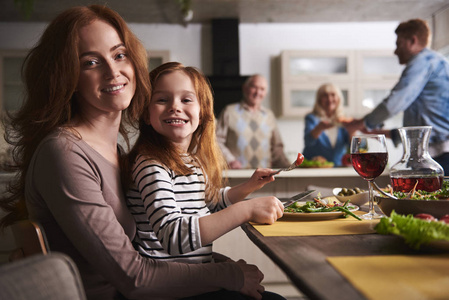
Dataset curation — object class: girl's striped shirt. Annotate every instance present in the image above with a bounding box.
[126,154,231,263]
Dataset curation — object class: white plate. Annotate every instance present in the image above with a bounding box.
[282,199,359,221]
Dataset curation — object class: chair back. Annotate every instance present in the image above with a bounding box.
[9,220,49,261]
[0,252,87,300]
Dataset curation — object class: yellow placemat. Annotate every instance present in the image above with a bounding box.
[253,211,379,236]
[327,254,449,300]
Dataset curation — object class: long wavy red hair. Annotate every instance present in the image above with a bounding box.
[0,5,150,227]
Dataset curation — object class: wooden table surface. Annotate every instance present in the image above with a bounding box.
[241,211,446,300]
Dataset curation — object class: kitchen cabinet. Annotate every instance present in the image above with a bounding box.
[0,50,27,113]
[147,50,170,71]
[280,49,403,118]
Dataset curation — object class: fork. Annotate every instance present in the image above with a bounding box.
[270,162,298,176]
[269,153,305,176]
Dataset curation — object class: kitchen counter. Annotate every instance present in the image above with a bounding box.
[223,167,390,199]
[224,167,387,178]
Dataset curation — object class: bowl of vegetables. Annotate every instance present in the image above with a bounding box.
[333,187,369,206]
[375,181,449,219]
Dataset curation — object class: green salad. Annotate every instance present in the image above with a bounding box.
[375,211,449,249]
[285,199,361,220]
[299,158,334,168]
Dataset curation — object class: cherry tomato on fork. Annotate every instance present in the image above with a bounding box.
[296,153,305,166]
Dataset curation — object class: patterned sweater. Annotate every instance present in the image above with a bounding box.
[216,102,290,169]
[127,154,231,263]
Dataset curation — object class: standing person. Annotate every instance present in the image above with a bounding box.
[216,75,290,169]
[126,62,285,299]
[303,83,351,167]
[0,5,270,300]
[344,19,449,175]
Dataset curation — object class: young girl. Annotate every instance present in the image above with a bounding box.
[126,62,284,264]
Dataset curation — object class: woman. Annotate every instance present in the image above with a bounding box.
[303,83,351,167]
[0,5,266,300]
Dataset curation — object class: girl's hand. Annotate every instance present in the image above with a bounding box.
[246,196,284,225]
[227,169,275,204]
[248,168,275,191]
[235,259,265,300]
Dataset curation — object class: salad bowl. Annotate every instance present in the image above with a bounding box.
[375,196,449,219]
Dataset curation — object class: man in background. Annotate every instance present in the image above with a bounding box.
[345,18,449,175]
[216,74,290,169]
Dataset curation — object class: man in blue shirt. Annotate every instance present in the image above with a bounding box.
[345,19,449,175]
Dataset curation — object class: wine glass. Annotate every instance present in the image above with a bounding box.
[350,134,388,220]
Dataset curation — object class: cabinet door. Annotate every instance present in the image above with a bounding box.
[356,50,404,82]
[355,82,398,117]
[281,82,355,118]
[147,50,170,71]
[281,50,355,83]
[1,51,27,113]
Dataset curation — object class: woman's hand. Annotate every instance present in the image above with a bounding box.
[236,259,265,300]
[311,120,335,139]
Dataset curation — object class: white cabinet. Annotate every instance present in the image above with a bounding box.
[280,49,404,118]
[354,50,404,116]
[281,50,355,83]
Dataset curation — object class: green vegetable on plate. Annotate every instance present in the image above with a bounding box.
[375,211,449,249]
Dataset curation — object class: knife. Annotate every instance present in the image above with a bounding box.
[282,190,315,208]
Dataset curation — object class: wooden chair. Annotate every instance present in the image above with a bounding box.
[9,220,49,261]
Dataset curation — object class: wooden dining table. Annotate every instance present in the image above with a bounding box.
[241,204,449,300]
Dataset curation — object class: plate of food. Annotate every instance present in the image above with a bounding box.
[283,197,360,220]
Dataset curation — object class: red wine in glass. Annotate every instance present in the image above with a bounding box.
[391,176,443,192]
[351,152,388,181]
[351,134,388,220]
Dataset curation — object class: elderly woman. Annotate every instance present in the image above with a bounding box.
[303,83,351,167]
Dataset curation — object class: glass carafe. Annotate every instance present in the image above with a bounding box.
[390,126,444,192]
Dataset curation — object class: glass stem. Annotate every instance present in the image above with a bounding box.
[368,179,375,215]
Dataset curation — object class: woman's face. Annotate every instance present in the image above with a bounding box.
[319,88,340,117]
[76,20,136,118]
[148,71,201,152]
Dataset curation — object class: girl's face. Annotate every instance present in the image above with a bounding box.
[148,70,201,152]
[319,88,339,117]
[76,20,136,119]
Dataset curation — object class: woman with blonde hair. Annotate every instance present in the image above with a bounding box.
[0,5,271,300]
[303,83,351,166]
